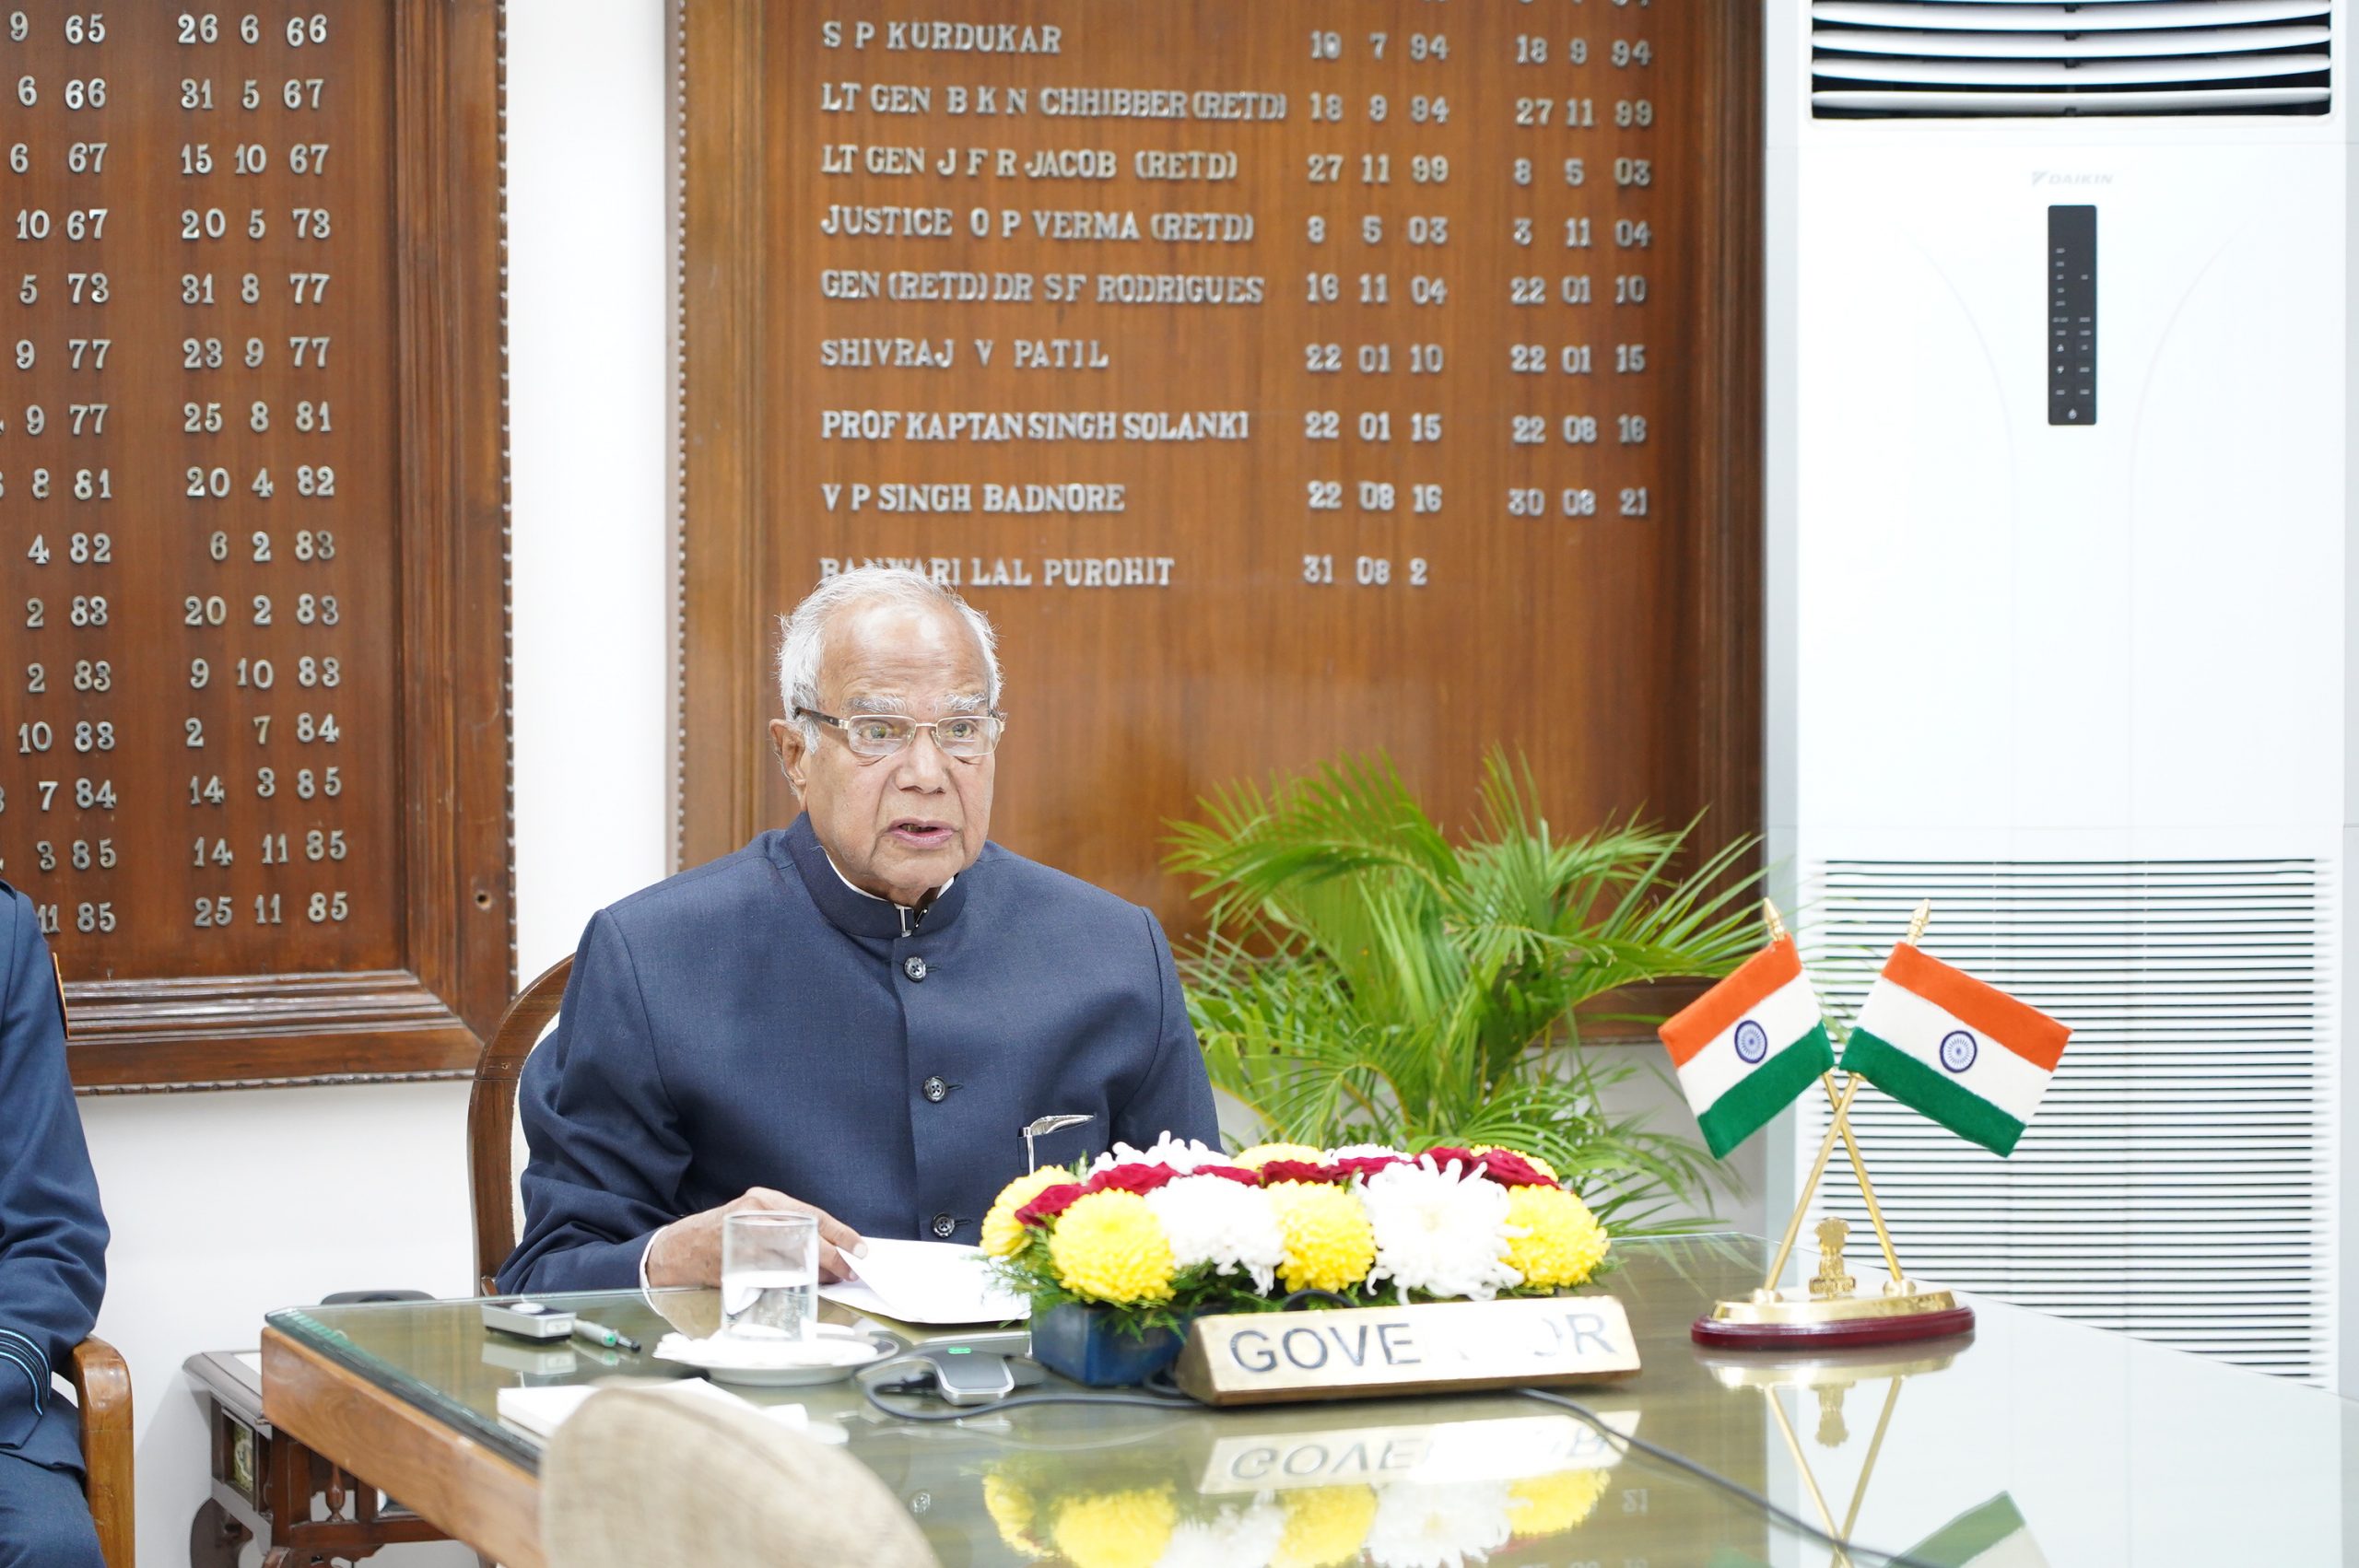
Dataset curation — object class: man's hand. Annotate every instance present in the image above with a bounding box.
[642,1188,867,1289]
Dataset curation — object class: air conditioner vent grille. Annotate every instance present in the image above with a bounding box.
[1812,1,2331,117]
[1795,860,2334,1384]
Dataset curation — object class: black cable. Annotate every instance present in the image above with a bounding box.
[858,1362,1197,1424]
[1518,1388,1944,1568]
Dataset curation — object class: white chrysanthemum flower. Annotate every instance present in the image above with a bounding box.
[1328,1141,1410,1163]
[1090,1132,1226,1176]
[1366,1481,1514,1568]
[1155,1500,1286,1568]
[1144,1175,1286,1293]
[1360,1159,1524,1303]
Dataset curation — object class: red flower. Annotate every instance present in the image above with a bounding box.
[1083,1163,1182,1198]
[1193,1165,1263,1187]
[1474,1150,1558,1188]
[1256,1159,1348,1186]
[1331,1154,1408,1181]
[1420,1145,1481,1173]
[1013,1183,1086,1227]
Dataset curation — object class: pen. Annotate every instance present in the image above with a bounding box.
[569,1318,642,1353]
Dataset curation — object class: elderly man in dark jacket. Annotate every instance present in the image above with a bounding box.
[500,567,1218,1293]
[0,881,108,1568]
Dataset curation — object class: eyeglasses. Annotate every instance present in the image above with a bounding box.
[796,707,1006,760]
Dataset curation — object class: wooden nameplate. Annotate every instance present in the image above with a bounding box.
[1172,1296,1640,1407]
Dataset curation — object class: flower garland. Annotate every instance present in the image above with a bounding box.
[985,1140,1611,1323]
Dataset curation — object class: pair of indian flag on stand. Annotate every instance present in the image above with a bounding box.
[1661,930,2071,1161]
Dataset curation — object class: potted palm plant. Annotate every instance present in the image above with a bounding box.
[1166,752,1762,1236]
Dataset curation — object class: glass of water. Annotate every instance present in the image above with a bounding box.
[721,1211,818,1341]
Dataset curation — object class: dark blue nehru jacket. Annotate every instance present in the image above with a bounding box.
[499,815,1219,1293]
[0,882,108,1475]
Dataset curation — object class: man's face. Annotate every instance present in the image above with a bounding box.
[772,600,996,906]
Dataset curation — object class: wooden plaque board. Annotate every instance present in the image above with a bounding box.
[678,2,1760,928]
[0,2,510,1088]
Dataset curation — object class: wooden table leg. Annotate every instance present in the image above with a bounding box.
[260,1330,544,1568]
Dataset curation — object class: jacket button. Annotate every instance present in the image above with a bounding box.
[903,955,928,981]
[921,1075,947,1103]
[932,1212,956,1238]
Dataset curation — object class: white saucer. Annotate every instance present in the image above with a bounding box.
[653,1326,898,1387]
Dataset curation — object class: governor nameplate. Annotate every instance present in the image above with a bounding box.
[1173,1295,1641,1407]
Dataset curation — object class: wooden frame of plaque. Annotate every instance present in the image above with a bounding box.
[34,1,511,1091]
[672,2,1762,939]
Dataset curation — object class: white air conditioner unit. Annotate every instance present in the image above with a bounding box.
[1768,0,2346,1389]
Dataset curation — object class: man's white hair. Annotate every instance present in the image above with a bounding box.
[775,566,1002,748]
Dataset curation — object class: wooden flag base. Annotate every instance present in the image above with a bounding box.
[1692,1287,1973,1352]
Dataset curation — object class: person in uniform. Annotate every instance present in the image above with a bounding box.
[499,566,1219,1293]
[0,881,109,1568]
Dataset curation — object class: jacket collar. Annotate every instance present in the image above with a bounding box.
[779,813,971,940]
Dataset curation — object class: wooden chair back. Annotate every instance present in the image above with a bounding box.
[71,1336,133,1568]
[467,954,573,1293]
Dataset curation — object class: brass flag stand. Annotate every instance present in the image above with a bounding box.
[1692,900,1977,1350]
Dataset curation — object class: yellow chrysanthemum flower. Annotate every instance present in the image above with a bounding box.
[1470,1143,1560,1182]
[1507,1468,1611,1538]
[981,1471,1050,1559]
[1050,1486,1178,1568]
[1233,1141,1325,1169]
[1270,1484,1379,1568]
[1047,1189,1177,1305]
[981,1167,1071,1258]
[1501,1184,1610,1289]
[1265,1180,1377,1293]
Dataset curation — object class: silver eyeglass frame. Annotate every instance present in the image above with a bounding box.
[793,706,1008,760]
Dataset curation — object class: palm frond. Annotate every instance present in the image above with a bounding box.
[1172,748,1764,1229]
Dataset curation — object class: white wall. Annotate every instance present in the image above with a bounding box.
[76,3,675,1561]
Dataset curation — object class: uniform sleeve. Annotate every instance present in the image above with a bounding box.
[0,888,107,1454]
[1112,908,1220,1152]
[498,910,691,1294]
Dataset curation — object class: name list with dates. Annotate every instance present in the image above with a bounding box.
[687,0,1757,913]
[0,2,508,1088]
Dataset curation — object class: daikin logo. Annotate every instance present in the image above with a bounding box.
[2031,171,2114,187]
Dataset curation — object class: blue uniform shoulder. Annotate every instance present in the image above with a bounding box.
[970,842,1155,929]
[593,834,790,940]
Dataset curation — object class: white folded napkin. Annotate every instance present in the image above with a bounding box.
[652,1330,884,1372]
[494,1376,846,1445]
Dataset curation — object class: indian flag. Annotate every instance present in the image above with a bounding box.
[1842,945,2070,1157]
[1905,1493,2048,1568]
[1658,937,1834,1159]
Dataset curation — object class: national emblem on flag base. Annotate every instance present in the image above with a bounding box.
[1673,901,2064,1354]
[1690,1276,1975,1351]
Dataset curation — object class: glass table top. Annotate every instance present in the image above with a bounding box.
[265,1235,2358,1567]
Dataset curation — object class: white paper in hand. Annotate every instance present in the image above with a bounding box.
[821,1237,1028,1325]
